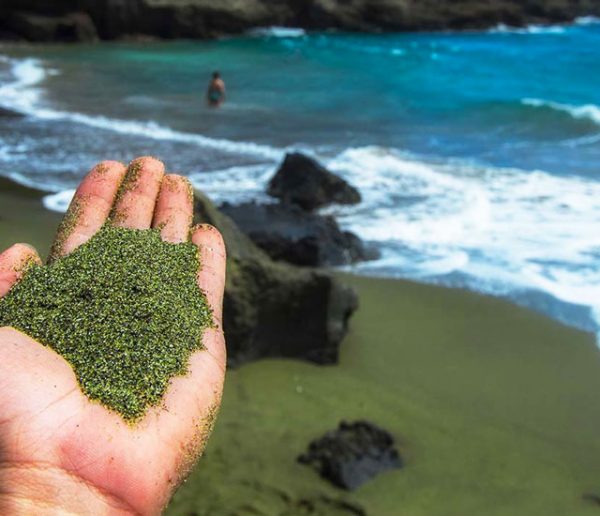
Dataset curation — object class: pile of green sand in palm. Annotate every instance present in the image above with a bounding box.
[0,225,213,421]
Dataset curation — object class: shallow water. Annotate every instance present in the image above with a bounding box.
[1,19,600,337]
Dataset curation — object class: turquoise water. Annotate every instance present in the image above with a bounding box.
[1,20,600,335]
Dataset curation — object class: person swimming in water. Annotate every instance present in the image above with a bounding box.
[207,71,225,107]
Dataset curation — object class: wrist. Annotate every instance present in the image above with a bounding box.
[0,463,138,515]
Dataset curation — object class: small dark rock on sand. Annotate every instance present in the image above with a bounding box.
[268,152,361,211]
[583,492,600,506]
[298,420,402,490]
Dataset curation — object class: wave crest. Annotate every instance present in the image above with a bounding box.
[522,98,600,125]
[0,56,282,161]
[490,23,566,34]
[325,146,600,335]
[248,26,306,38]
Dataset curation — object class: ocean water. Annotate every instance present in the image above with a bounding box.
[1,19,600,337]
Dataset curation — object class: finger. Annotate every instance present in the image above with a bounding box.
[49,161,127,261]
[142,324,225,507]
[0,244,41,297]
[151,329,225,470]
[111,156,165,230]
[191,224,226,365]
[140,224,227,496]
[152,174,193,243]
[191,224,226,326]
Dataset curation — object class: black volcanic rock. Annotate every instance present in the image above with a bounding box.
[6,11,98,42]
[194,191,358,367]
[583,492,600,506]
[2,0,599,42]
[220,201,378,267]
[268,153,361,211]
[298,420,403,490]
[0,107,24,118]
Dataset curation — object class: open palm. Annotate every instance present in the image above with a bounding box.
[0,157,226,515]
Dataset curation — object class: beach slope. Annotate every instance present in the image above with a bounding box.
[167,272,600,515]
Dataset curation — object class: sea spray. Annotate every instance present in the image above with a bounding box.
[0,225,213,421]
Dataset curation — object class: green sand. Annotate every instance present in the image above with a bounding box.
[0,223,212,420]
[2,180,600,514]
[166,275,600,515]
[0,178,61,253]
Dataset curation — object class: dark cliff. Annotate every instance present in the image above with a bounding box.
[1,0,599,42]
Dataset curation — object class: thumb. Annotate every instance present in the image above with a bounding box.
[0,243,42,298]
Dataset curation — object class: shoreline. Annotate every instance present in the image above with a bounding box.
[2,27,600,345]
[0,173,595,343]
[171,266,600,515]
[0,175,61,258]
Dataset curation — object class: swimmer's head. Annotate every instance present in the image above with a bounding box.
[212,71,220,79]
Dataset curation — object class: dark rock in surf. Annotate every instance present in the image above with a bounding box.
[298,420,403,490]
[268,153,361,211]
[194,192,358,367]
[0,107,24,118]
[220,201,378,267]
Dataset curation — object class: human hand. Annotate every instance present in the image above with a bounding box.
[0,157,226,515]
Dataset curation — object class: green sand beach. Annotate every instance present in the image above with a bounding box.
[2,179,600,515]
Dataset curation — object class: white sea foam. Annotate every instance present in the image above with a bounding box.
[522,98,600,125]
[43,189,76,212]
[490,23,566,34]
[248,26,306,38]
[0,56,282,160]
[575,16,600,25]
[325,146,600,336]
[188,164,275,204]
[0,58,47,113]
[490,16,599,33]
[37,164,275,213]
[46,112,281,159]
